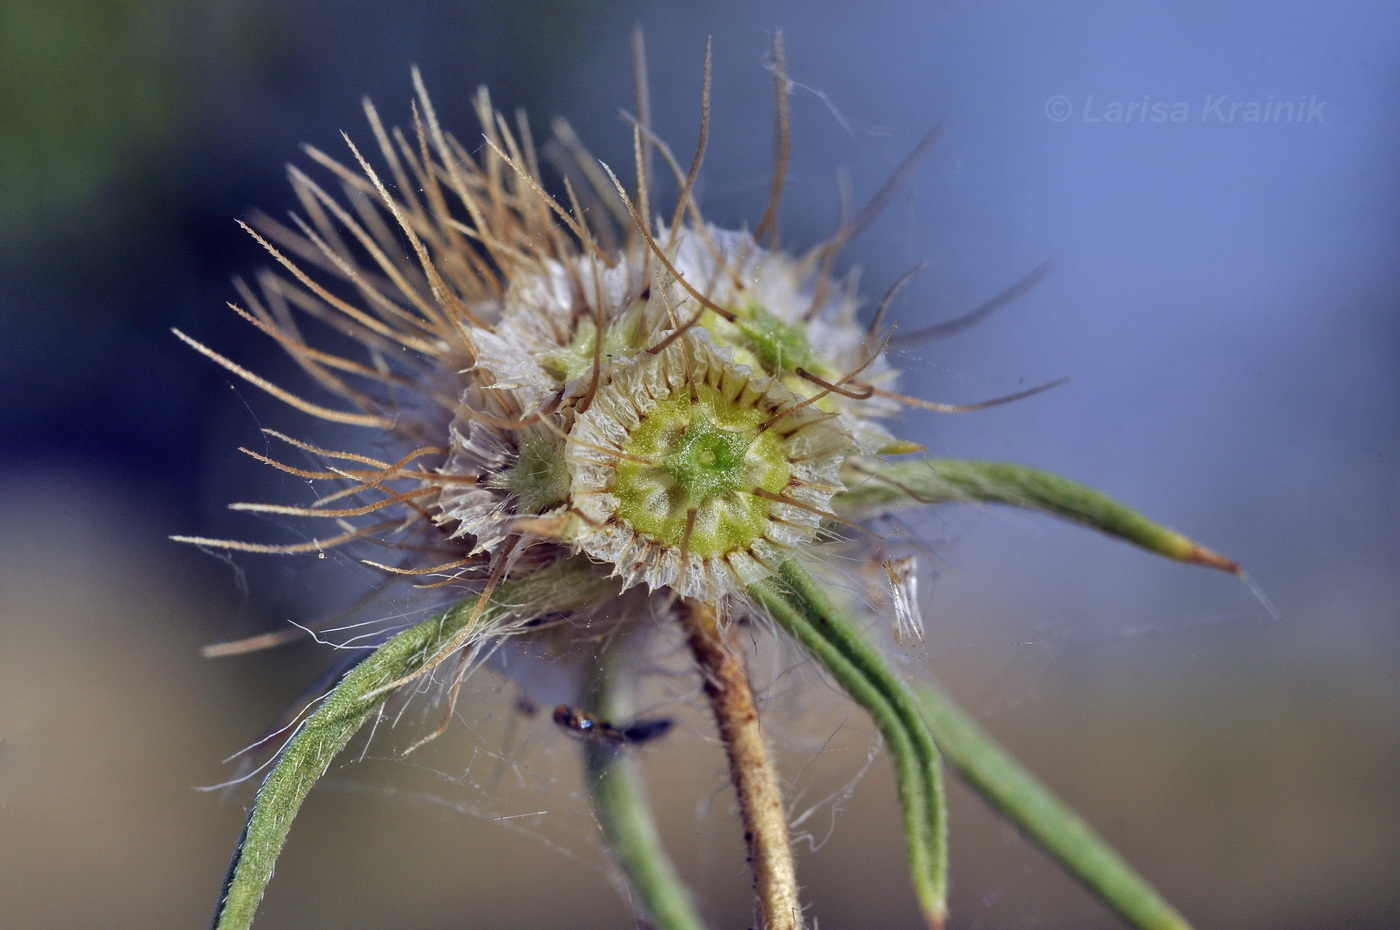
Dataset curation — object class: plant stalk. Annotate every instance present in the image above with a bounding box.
[680,598,803,930]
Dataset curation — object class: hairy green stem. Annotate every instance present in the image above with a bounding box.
[583,635,709,930]
[210,561,612,930]
[751,562,948,929]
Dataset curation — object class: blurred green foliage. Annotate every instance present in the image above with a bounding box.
[0,0,186,245]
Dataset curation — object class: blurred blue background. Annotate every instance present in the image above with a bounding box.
[2,1,1397,928]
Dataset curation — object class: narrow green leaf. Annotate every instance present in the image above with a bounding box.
[751,562,949,929]
[837,459,1239,573]
[916,683,1193,930]
[211,561,612,930]
[754,559,1196,930]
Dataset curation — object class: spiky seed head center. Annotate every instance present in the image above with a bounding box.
[612,386,791,557]
[662,421,753,498]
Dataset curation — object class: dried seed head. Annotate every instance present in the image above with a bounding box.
[183,59,921,660]
[424,218,902,600]
[191,43,1237,930]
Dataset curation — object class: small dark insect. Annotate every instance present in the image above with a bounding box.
[552,704,673,746]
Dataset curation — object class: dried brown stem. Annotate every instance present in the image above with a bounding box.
[679,599,803,930]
